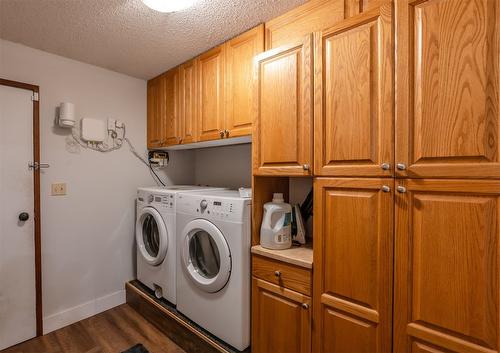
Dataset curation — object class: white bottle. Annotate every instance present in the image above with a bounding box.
[260,193,292,250]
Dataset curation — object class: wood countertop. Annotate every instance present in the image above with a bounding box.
[251,243,313,269]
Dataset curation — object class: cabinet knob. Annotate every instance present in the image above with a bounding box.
[274,270,281,278]
[219,130,225,138]
[381,163,390,170]
[381,185,391,193]
[225,129,230,138]
[396,163,407,170]
[301,303,309,310]
[302,164,310,171]
[397,186,407,193]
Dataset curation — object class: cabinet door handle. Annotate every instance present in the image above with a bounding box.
[302,164,310,171]
[381,185,391,193]
[225,129,230,138]
[302,303,309,310]
[397,186,407,193]
[396,163,407,170]
[219,130,225,138]
[274,270,281,278]
[381,163,390,170]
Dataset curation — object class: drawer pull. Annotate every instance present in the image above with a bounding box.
[274,270,281,278]
[302,303,309,309]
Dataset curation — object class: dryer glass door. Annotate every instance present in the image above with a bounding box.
[136,207,168,266]
[182,219,231,293]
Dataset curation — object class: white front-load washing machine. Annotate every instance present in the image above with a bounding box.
[176,190,252,351]
[136,185,225,305]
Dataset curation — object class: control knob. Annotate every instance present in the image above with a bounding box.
[200,199,208,210]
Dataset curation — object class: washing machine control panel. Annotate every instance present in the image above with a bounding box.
[177,195,250,222]
[137,191,175,211]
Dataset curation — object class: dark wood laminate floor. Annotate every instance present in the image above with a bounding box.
[1,304,186,353]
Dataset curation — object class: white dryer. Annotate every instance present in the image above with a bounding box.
[136,185,225,304]
[176,190,251,351]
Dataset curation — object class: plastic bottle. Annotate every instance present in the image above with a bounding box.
[260,193,292,250]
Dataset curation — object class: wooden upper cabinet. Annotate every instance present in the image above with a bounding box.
[225,25,264,138]
[344,0,392,18]
[396,0,500,179]
[265,0,344,50]
[394,179,500,353]
[314,4,393,177]
[252,278,311,353]
[313,178,393,353]
[163,67,181,146]
[197,45,225,142]
[147,75,166,149]
[253,35,313,176]
[179,59,197,144]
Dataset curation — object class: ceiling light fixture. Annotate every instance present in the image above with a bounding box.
[141,0,196,13]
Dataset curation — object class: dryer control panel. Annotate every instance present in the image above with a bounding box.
[137,190,175,212]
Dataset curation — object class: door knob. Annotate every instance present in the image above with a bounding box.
[18,212,29,222]
[380,163,390,170]
[381,185,391,193]
[302,303,309,309]
[219,130,225,138]
[274,270,281,278]
[397,186,407,193]
[302,164,310,171]
[396,163,406,170]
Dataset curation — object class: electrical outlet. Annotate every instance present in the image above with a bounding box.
[51,183,67,196]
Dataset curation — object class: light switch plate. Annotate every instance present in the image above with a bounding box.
[52,183,67,196]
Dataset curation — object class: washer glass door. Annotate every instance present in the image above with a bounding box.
[136,207,168,266]
[182,219,231,293]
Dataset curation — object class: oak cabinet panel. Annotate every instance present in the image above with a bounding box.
[396,0,500,178]
[314,4,393,177]
[197,45,225,141]
[394,179,500,353]
[179,60,197,144]
[313,178,393,353]
[147,75,166,149]
[264,0,344,49]
[164,68,181,146]
[253,35,313,176]
[225,25,264,138]
[252,278,311,353]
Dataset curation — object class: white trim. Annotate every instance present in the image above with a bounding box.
[43,289,125,334]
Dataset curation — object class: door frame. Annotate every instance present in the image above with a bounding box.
[0,78,42,336]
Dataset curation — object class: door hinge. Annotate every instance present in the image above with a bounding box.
[31,92,39,102]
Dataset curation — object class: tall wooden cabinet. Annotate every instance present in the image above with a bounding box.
[313,178,394,353]
[252,35,313,176]
[197,45,225,141]
[225,25,264,138]
[163,67,181,146]
[394,179,500,353]
[179,59,197,144]
[314,5,393,177]
[395,0,500,179]
[147,74,166,149]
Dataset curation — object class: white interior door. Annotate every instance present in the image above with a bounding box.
[0,85,36,350]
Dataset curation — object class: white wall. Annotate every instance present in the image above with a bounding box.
[0,39,194,333]
[193,144,251,189]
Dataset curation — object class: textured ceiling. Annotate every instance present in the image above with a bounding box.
[0,0,306,79]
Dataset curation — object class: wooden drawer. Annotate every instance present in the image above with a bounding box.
[252,255,311,296]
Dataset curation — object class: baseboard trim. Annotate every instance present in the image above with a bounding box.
[43,289,125,334]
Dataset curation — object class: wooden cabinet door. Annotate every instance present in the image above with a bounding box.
[147,75,166,149]
[252,277,311,353]
[253,35,313,176]
[164,67,180,146]
[396,0,500,178]
[225,25,264,138]
[313,178,393,353]
[314,4,393,177]
[179,59,197,144]
[197,45,225,141]
[394,179,500,353]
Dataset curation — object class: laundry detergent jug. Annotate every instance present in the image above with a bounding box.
[260,193,292,250]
